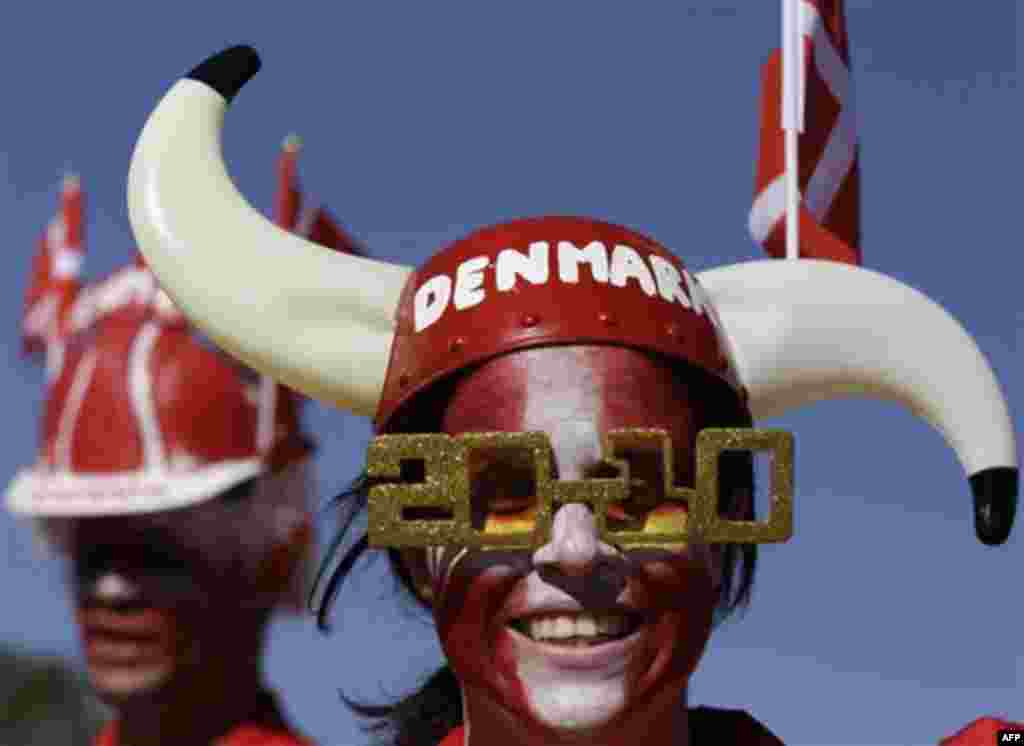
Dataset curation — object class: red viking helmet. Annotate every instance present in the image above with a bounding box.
[6,262,312,517]
[377,216,741,432]
[125,47,1017,544]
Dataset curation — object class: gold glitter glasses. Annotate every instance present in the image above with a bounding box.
[366,428,793,550]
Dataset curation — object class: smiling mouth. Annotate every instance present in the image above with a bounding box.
[80,605,169,660]
[508,611,644,647]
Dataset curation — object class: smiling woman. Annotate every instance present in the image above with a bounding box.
[318,347,764,746]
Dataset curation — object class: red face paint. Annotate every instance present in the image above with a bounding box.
[424,345,725,734]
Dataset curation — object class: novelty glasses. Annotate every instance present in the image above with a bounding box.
[366,428,793,550]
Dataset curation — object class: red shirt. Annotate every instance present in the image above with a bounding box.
[95,721,313,746]
[437,706,784,745]
[939,716,1023,745]
[93,688,313,745]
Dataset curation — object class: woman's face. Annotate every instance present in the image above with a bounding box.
[417,346,725,733]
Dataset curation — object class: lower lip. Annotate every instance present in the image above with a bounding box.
[84,634,165,664]
[82,610,168,665]
[503,624,647,670]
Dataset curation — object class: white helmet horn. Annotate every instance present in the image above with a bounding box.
[697,259,1017,545]
[127,46,412,418]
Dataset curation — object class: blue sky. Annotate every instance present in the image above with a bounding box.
[0,2,1018,744]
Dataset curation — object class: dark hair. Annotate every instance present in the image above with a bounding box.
[313,364,758,746]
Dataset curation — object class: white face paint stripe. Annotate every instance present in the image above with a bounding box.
[443,547,470,588]
[55,348,99,470]
[426,546,442,578]
[128,321,167,469]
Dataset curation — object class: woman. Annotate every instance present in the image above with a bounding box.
[125,47,1018,745]
[317,341,779,745]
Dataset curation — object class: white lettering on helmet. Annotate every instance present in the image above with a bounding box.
[557,240,609,284]
[413,240,708,333]
[648,254,692,308]
[414,274,453,332]
[679,269,726,334]
[681,269,711,318]
[496,241,549,292]
[454,255,489,311]
[609,244,657,297]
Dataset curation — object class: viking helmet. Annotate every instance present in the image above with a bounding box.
[7,260,312,517]
[126,46,1016,545]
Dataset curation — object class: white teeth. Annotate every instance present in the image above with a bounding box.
[577,616,598,637]
[523,613,633,641]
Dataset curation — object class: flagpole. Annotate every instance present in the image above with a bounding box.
[782,0,804,260]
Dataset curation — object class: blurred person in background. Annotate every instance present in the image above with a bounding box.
[5,146,362,745]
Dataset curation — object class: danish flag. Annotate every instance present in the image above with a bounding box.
[749,0,861,264]
[268,134,368,422]
[22,175,86,358]
[275,133,366,256]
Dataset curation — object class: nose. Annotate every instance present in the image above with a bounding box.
[533,503,604,575]
[93,571,141,601]
[532,503,626,604]
[78,568,146,610]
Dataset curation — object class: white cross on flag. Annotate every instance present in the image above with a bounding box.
[749,0,861,264]
[275,133,367,256]
[270,133,368,416]
[22,175,85,357]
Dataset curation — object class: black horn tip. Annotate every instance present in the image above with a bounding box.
[969,467,1018,546]
[186,45,261,103]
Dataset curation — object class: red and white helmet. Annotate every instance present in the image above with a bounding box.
[7,260,312,519]
[8,265,317,614]
[126,47,1017,545]
[8,144,363,607]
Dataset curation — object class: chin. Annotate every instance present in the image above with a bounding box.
[524,680,627,732]
[88,662,174,704]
